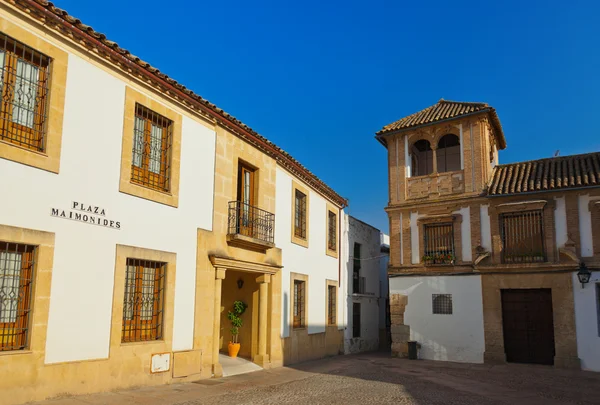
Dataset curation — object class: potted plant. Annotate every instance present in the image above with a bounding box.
[227,300,248,358]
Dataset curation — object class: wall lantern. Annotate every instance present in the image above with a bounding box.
[237,279,244,289]
[577,262,591,288]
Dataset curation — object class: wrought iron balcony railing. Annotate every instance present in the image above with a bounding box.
[228,201,275,246]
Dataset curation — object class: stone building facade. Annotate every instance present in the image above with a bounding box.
[0,2,347,404]
[377,99,600,370]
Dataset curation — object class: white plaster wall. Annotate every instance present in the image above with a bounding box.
[389,275,485,363]
[453,207,472,262]
[0,53,216,363]
[572,273,600,371]
[578,195,594,257]
[343,216,387,353]
[410,212,420,264]
[554,197,568,248]
[480,205,492,252]
[275,167,342,337]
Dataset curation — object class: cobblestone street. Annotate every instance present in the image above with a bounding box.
[35,353,600,405]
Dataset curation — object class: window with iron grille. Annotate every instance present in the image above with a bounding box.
[432,294,453,315]
[327,210,337,251]
[122,258,166,343]
[423,223,455,264]
[294,190,307,239]
[327,284,336,325]
[131,104,173,192]
[500,210,546,263]
[353,302,361,337]
[0,242,36,351]
[0,32,51,152]
[293,280,305,328]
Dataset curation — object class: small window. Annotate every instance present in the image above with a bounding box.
[436,134,461,173]
[131,104,173,192]
[353,243,361,293]
[327,210,337,252]
[411,139,433,176]
[122,258,166,342]
[0,242,36,351]
[353,302,361,337]
[0,32,51,152]
[293,280,306,328]
[327,284,336,325]
[432,294,453,315]
[423,223,455,264]
[500,210,545,263]
[294,189,307,239]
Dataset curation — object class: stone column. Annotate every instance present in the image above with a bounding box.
[431,145,438,174]
[254,274,271,367]
[212,268,226,377]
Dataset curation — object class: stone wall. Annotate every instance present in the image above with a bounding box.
[389,294,410,357]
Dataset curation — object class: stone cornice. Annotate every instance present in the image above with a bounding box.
[209,255,282,275]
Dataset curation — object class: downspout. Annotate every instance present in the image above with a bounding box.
[26,0,346,206]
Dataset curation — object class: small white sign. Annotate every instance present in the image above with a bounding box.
[151,352,170,373]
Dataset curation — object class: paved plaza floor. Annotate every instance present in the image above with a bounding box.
[32,352,600,405]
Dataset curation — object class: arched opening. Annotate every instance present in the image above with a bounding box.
[411,139,433,176]
[436,134,461,173]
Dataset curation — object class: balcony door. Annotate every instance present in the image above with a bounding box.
[237,163,256,237]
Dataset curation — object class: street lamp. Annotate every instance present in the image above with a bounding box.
[577,262,591,288]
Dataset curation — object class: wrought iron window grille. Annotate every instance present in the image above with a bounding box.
[327,285,336,325]
[327,211,337,251]
[432,294,453,315]
[294,190,307,239]
[0,32,51,152]
[228,201,275,244]
[500,210,546,264]
[0,241,36,351]
[423,222,455,265]
[131,104,173,192]
[293,280,305,329]
[122,258,166,343]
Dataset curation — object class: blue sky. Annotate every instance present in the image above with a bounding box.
[56,0,600,232]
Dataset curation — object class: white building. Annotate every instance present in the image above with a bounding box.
[343,215,390,353]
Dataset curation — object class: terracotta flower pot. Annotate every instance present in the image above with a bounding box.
[228,342,241,358]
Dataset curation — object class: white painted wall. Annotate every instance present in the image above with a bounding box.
[554,197,568,248]
[0,53,216,363]
[343,216,388,353]
[578,195,594,257]
[453,207,472,262]
[480,205,492,252]
[573,273,600,371]
[389,275,485,363]
[410,212,420,264]
[379,233,390,333]
[275,167,342,337]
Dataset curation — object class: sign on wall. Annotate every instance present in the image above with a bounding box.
[50,202,121,230]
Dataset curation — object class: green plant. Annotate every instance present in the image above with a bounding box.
[227,300,248,344]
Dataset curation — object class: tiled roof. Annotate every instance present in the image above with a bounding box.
[488,152,600,196]
[16,0,347,207]
[377,99,506,149]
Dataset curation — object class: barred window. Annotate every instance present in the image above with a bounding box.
[122,258,166,343]
[327,284,336,325]
[294,189,307,239]
[0,32,51,152]
[131,104,173,192]
[500,210,545,263]
[432,294,453,315]
[353,302,361,338]
[423,223,455,264]
[0,242,35,351]
[293,280,305,328]
[327,210,337,251]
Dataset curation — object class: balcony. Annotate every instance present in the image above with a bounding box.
[407,170,464,199]
[227,201,275,251]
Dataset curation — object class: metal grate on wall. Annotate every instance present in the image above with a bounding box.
[294,190,307,239]
[0,31,51,152]
[500,210,546,263]
[327,210,337,251]
[327,285,336,325]
[0,242,36,351]
[131,104,173,192]
[293,280,305,328]
[432,294,453,315]
[122,258,166,343]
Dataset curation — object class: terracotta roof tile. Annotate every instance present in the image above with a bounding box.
[377,99,506,149]
[488,152,600,196]
[17,0,347,207]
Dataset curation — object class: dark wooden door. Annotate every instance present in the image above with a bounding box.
[501,289,555,365]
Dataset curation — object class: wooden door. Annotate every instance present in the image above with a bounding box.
[501,289,555,365]
[237,164,255,237]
